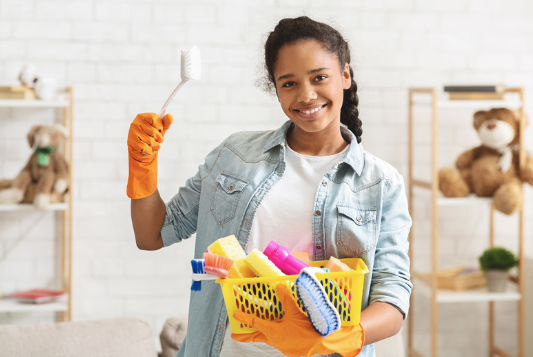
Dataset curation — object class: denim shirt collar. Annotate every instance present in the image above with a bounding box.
[263,120,364,176]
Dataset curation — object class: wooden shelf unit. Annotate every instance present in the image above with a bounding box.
[407,87,525,357]
[0,89,73,322]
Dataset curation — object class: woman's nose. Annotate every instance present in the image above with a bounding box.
[297,83,317,103]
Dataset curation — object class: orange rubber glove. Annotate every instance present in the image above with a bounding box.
[232,284,364,357]
[127,112,173,199]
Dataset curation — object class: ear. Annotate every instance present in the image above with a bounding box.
[53,123,69,138]
[473,111,486,130]
[27,125,41,148]
[342,63,351,90]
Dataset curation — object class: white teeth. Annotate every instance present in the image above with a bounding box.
[301,107,321,114]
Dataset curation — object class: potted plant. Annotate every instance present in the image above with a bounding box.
[478,246,518,292]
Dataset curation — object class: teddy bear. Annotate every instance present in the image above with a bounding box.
[0,124,69,211]
[438,107,533,215]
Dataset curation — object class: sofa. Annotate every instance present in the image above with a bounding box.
[0,317,159,357]
[0,315,404,357]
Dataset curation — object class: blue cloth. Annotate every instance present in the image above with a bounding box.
[161,120,413,357]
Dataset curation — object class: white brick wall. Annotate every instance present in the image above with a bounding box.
[1,0,532,355]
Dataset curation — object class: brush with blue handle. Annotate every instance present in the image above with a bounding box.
[295,267,341,337]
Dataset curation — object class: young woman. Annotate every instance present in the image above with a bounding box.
[127,16,412,357]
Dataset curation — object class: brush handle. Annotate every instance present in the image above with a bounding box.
[158,79,188,118]
[191,273,219,281]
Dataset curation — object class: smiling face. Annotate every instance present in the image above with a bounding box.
[273,39,351,139]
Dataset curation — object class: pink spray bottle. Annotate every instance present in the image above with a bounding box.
[262,240,310,275]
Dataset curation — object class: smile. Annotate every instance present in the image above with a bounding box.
[295,104,326,115]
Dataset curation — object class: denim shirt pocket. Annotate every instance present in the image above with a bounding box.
[211,173,249,226]
[336,205,378,257]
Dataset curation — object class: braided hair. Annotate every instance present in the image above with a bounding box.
[260,16,362,143]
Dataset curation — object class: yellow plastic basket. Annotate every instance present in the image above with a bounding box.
[217,258,368,334]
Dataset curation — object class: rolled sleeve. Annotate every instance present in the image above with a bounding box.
[160,138,227,247]
[369,170,413,319]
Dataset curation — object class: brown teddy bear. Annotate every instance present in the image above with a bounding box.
[0,124,69,211]
[439,107,533,215]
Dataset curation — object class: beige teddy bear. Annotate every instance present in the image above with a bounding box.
[439,107,533,215]
[0,124,69,211]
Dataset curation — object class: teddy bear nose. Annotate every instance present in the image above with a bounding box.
[487,123,496,130]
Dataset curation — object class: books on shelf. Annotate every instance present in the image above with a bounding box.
[2,288,66,304]
[425,266,486,291]
[0,85,36,100]
[444,85,506,101]
[444,85,504,93]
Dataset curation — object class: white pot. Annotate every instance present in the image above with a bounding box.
[34,77,57,100]
[485,270,509,292]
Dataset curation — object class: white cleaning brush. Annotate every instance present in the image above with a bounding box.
[158,45,201,118]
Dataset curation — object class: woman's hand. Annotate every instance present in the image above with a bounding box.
[127,112,173,199]
[231,284,364,357]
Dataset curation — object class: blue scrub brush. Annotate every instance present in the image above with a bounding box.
[190,259,206,291]
[295,267,341,337]
[190,256,226,291]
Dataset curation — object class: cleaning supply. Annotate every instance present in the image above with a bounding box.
[126,112,173,199]
[190,259,218,291]
[263,240,310,275]
[203,252,234,278]
[291,251,310,265]
[232,284,364,357]
[208,235,255,279]
[127,46,200,199]
[296,267,341,337]
[244,249,285,277]
[219,257,368,335]
[158,46,201,118]
[325,256,353,273]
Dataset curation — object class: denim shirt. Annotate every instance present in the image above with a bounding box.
[161,120,412,357]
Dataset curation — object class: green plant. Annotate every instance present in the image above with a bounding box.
[478,246,518,272]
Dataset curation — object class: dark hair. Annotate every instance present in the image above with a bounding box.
[260,16,362,143]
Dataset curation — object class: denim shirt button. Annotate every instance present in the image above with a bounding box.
[357,215,362,222]
[315,210,321,216]
[322,181,327,186]
[316,245,322,250]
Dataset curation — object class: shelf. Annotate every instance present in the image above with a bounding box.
[408,87,526,357]
[436,99,522,109]
[411,181,493,206]
[0,203,68,212]
[0,99,70,108]
[0,299,68,313]
[410,97,522,110]
[437,196,492,206]
[413,275,521,303]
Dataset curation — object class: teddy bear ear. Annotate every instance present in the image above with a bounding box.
[473,110,486,130]
[52,123,69,138]
[27,125,42,148]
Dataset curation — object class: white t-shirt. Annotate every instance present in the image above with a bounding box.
[219,141,349,357]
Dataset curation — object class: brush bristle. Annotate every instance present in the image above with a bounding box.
[203,252,233,278]
[296,267,341,337]
[191,259,205,291]
[181,45,201,81]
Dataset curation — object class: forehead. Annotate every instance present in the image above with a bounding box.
[273,39,340,77]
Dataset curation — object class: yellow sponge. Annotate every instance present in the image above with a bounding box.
[208,235,255,279]
[245,249,285,277]
[325,257,353,273]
